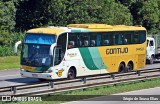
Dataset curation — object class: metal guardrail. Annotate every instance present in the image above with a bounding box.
[0,68,160,96]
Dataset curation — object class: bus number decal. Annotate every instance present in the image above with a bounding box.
[136,47,144,51]
[57,69,64,77]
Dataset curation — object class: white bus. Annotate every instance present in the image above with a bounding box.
[15,24,146,80]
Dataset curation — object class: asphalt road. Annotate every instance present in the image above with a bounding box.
[65,87,160,104]
[0,69,39,87]
[0,61,160,88]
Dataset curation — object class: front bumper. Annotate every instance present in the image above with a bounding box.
[20,70,54,80]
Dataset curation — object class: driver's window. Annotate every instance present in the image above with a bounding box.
[54,46,62,65]
[54,33,67,65]
[149,40,154,46]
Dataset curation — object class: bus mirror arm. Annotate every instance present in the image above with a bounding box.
[14,41,22,53]
[50,43,56,56]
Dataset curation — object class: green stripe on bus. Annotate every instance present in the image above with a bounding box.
[88,47,106,69]
[79,48,98,70]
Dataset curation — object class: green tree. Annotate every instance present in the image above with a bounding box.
[15,0,133,31]
[48,0,132,25]
[15,0,51,31]
[140,0,159,31]
[0,0,16,45]
[118,0,160,32]
[100,0,132,25]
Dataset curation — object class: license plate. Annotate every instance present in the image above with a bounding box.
[32,74,38,77]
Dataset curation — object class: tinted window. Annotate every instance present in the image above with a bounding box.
[79,33,90,47]
[68,33,78,48]
[90,33,97,47]
[101,33,112,46]
[114,33,124,45]
[67,30,146,48]
[123,32,130,44]
[149,40,154,46]
[55,33,67,65]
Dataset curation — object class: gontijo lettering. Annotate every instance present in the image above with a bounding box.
[106,47,128,54]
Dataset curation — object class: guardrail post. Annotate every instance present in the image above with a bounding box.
[49,81,54,88]
[82,77,86,84]
[111,74,115,80]
[137,71,141,76]
[11,86,16,94]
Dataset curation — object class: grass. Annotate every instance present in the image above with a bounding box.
[0,56,20,70]
[1,78,160,104]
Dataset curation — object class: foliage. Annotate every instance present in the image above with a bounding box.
[0,0,16,45]
[117,0,160,33]
[0,32,24,56]
[0,0,160,56]
[15,0,133,31]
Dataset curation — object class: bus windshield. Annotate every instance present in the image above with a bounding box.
[21,34,56,67]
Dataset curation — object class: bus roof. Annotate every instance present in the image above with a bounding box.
[26,27,66,35]
[67,24,146,31]
[26,24,146,35]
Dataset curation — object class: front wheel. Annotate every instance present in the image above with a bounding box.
[67,68,76,79]
[149,56,154,64]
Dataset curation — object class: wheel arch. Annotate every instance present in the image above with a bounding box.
[68,66,77,78]
[127,60,134,69]
[118,61,126,73]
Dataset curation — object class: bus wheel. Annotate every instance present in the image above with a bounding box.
[127,62,133,72]
[118,63,125,73]
[67,68,76,79]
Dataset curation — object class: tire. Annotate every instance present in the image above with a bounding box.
[127,62,133,72]
[118,63,125,73]
[149,56,154,64]
[67,68,76,79]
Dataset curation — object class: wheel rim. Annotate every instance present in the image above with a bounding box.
[119,63,125,73]
[150,56,154,64]
[68,69,75,79]
[127,63,133,71]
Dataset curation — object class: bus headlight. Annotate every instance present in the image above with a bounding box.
[20,66,24,71]
[45,70,52,73]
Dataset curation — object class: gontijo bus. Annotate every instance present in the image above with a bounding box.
[15,24,146,80]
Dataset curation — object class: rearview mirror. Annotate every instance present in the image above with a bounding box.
[14,41,22,53]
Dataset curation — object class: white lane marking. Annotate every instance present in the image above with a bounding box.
[0,74,20,78]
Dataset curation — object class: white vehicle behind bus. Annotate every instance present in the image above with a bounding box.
[146,36,160,64]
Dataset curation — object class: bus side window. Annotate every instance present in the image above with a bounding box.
[96,34,101,46]
[90,33,97,47]
[80,33,90,47]
[134,31,139,44]
[117,33,123,45]
[79,41,82,46]
[83,40,89,46]
[124,32,131,44]
[91,40,95,46]
[68,41,75,48]
[124,38,128,44]
[103,40,109,45]
[139,31,146,43]
[68,33,77,49]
